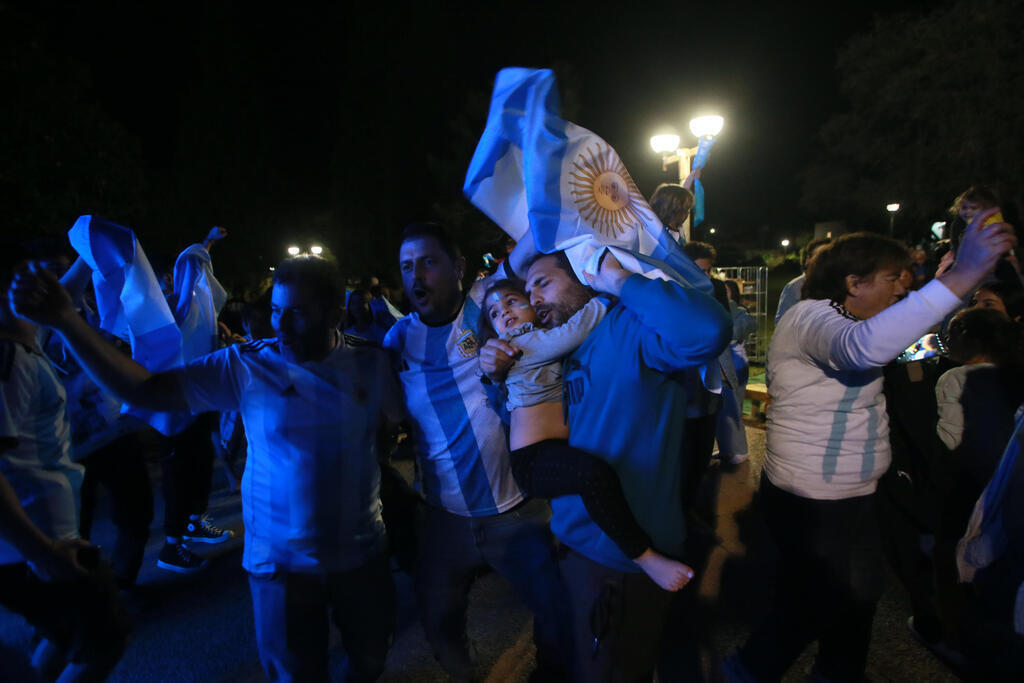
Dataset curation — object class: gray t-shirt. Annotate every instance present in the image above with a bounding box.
[502,297,608,410]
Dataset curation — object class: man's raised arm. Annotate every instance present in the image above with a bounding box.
[10,262,188,413]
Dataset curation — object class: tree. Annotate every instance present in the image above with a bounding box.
[0,6,149,243]
[801,0,1024,235]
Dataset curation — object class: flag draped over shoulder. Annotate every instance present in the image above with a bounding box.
[463,67,711,295]
[68,216,224,435]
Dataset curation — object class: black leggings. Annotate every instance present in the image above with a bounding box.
[510,439,651,560]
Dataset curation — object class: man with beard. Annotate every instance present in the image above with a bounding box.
[481,249,731,682]
[9,255,401,682]
[383,222,568,682]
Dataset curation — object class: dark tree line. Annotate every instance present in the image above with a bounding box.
[801,0,1024,237]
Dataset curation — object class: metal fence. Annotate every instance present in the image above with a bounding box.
[713,266,769,364]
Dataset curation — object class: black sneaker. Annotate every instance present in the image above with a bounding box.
[157,542,207,574]
[183,515,235,544]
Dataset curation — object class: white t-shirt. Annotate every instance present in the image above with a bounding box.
[0,341,84,564]
[765,279,961,500]
[177,336,402,575]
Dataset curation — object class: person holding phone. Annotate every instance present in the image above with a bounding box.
[724,208,1016,682]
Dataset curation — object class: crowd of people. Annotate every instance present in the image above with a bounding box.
[1,181,1022,683]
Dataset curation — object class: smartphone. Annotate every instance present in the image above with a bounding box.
[896,333,945,363]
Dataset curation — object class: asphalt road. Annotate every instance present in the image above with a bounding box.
[0,426,961,682]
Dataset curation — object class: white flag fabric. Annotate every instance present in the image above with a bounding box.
[68,216,225,435]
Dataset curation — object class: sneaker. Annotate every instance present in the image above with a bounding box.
[157,542,207,574]
[183,515,235,544]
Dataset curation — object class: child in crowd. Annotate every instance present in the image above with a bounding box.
[970,280,1024,322]
[482,278,693,592]
[932,306,1024,654]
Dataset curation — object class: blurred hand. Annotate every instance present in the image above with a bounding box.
[955,207,1016,276]
[8,262,76,329]
[934,250,955,278]
[584,251,630,296]
[479,338,519,382]
[28,538,91,582]
[206,226,228,243]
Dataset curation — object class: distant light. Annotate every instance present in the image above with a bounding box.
[781,239,791,247]
[650,133,681,154]
[886,203,901,213]
[689,115,724,139]
[709,228,716,234]
[310,245,323,255]
[287,246,301,255]
[268,266,275,271]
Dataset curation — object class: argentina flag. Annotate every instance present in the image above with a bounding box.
[68,215,201,435]
[463,67,711,295]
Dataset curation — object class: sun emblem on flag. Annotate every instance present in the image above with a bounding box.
[569,143,653,238]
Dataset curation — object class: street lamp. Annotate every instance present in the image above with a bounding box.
[689,115,724,139]
[886,203,900,237]
[649,114,724,242]
[781,239,791,255]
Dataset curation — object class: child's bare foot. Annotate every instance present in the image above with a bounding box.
[634,549,694,592]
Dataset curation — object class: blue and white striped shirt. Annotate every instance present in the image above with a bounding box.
[178,337,402,574]
[384,284,522,517]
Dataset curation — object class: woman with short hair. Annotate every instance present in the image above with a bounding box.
[725,211,1016,683]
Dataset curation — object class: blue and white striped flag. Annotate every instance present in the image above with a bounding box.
[68,216,224,435]
[464,67,711,295]
[691,136,715,227]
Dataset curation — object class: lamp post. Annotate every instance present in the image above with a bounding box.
[886,203,900,237]
[781,238,791,255]
[650,115,723,242]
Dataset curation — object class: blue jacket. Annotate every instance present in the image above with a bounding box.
[552,274,731,571]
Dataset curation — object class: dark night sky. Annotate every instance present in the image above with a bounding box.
[13,0,937,270]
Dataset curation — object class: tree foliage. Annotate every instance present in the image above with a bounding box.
[801,0,1024,232]
[0,6,149,243]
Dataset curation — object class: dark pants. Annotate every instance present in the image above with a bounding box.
[511,439,651,560]
[160,413,216,538]
[561,547,675,683]
[682,413,719,513]
[248,552,395,683]
[737,477,885,682]
[415,498,569,681]
[79,431,153,588]
[0,559,128,672]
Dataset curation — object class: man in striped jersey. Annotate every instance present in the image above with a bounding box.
[10,255,401,682]
[384,222,568,681]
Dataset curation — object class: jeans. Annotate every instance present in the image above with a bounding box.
[248,552,396,682]
[737,477,885,682]
[415,497,569,681]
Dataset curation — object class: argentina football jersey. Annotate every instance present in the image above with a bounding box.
[384,281,522,517]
